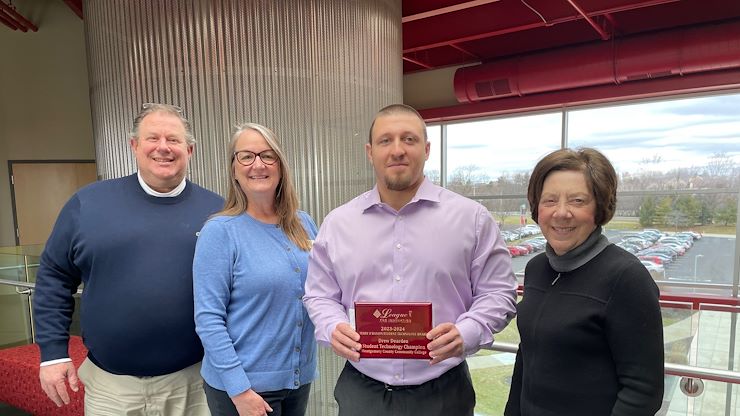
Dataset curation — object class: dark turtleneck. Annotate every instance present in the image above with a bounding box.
[545,225,610,273]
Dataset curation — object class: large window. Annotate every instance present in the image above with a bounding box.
[435,94,739,283]
[446,113,561,195]
[569,96,740,294]
[424,125,442,184]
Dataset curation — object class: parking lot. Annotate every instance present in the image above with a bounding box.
[508,229,737,295]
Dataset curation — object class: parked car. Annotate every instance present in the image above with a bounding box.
[640,260,665,277]
[617,242,640,254]
[654,243,686,256]
[658,236,692,249]
[638,255,665,265]
[507,246,523,257]
[517,242,535,253]
[514,245,532,255]
[621,237,652,250]
[638,248,676,263]
[641,229,665,241]
[523,238,546,251]
[678,231,702,240]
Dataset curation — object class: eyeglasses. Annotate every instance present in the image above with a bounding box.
[233,150,279,166]
[142,103,184,113]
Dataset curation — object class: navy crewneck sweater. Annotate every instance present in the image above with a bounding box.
[34,174,223,376]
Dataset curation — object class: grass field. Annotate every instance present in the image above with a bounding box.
[472,364,515,415]
[472,313,520,414]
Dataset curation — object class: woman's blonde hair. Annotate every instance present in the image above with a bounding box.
[216,123,311,251]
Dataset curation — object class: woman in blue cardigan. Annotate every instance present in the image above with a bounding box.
[193,123,317,416]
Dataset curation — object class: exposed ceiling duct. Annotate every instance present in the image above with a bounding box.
[454,20,740,103]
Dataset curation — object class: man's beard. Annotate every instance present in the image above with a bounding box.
[384,174,414,191]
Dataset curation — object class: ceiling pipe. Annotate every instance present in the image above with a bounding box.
[0,0,37,31]
[62,0,82,19]
[424,69,740,123]
[453,20,740,103]
[402,55,434,69]
[0,8,21,30]
[565,0,610,40]
[402,0,501,23]
[449,43,480,59]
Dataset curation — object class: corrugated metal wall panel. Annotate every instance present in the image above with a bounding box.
[85,0,401,223]
[84,1,401,415]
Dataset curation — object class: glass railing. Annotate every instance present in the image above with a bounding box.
[2,259,740,415]
[0,249,40,348]
[465,284,740,416]
[0,247,81,349]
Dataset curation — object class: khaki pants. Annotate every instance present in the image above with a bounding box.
[77,358,210,416]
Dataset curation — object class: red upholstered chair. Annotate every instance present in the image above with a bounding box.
[0,336,87,416]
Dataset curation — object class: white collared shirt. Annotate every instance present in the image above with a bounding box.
[137,171,187,196]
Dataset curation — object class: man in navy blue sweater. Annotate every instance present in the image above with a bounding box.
[33,103,223,415]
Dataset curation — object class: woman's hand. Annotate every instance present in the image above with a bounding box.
[232,389,273,416]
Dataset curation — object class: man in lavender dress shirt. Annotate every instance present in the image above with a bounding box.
[304,104,517,415]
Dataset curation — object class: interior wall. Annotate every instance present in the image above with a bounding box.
[0,0,94,247]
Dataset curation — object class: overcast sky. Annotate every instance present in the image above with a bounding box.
[426,93,740,179]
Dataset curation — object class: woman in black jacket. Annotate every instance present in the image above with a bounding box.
[505,147,664,416]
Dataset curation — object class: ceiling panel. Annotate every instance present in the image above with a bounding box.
[402,0,740,73]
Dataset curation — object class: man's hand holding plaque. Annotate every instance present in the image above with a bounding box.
[426,322,465,364]
[331,322,362,362]
[354,302,432,359]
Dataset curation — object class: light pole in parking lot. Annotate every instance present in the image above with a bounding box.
[693,254,704,280]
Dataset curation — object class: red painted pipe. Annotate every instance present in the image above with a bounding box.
[454,20,740,103]
[0,8,21,30]
[63,0,83,19]
[0,0,37,32]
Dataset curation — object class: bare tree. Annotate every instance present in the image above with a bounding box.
[424,169,441,184]
[705,152,735,178]
[640,154,663,165]
[448,164,489,195]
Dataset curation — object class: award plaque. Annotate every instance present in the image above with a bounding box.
[354,302,432,359]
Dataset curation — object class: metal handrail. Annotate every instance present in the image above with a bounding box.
[490,341,740,385]
[654,280,735,290]
[0,263,39,271]
[3,279,740,386]
[0,278,82,294]
[0,279,35,289]
[516,273,737,291]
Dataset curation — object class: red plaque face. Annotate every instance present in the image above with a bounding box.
[354,302,432,359]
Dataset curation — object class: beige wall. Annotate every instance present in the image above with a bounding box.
[0,0,94,247]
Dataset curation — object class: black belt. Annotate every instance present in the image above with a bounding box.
[344,360,465,392]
